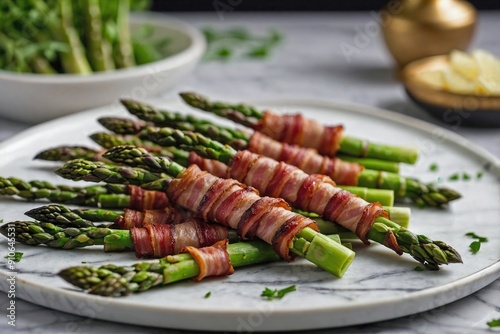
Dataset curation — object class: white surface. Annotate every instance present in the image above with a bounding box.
[0,98,498,331]
[0,11,499,334]
[0,13,206,123]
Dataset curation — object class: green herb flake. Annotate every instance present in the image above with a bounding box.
[215,47,232,59]
[4,252,23,263]
[469,241,481,254]
[261,285,296,300]
[462,172,471,180]
[414,266,425,271]
[81,261,87,264]
[476,171,483,179]
[429,163,439,172]
[487,318,500,328]
[247,46,269,58]
[465,232,488,243]
[204,291,211,299]
[448,173,460,181]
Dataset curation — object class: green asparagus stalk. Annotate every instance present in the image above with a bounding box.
[83,0,115,71]
[100,145,461,270]
[0,221,133,251]
[179,92,420,164]
[0,176,147,209]
[25,204,121,228]
[113,0,135,68]
[336,154,399,173]
[34,146,106,162]
[59,240,282,296]
[55,159,356,277]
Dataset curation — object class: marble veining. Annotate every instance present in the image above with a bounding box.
[0,11,499,334]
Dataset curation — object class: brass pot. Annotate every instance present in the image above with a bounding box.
[382,0,476,68]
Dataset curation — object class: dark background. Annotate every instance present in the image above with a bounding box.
[151,0,500,11]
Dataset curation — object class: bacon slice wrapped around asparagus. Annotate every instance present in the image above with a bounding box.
[179,92,420,164]
[59,239,280,297]
[0,218,229,258]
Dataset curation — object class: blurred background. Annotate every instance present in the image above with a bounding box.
[150,0,500,11]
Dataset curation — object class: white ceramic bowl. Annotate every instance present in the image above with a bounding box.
[0,13,206,124]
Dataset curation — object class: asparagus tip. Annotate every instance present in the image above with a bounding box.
[179,91,207,109]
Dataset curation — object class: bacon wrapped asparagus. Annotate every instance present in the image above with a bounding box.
[59,239,280,297]
[101,144,461,270]
[25,204,197,229]
[0,176,171,210]
[55,159,356,277]
[119,100,460,207]
[0,218,230,257]
[179,92,419,164]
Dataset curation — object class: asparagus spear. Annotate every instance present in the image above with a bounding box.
[113,0,135,68]
[179,92,420,164]
[34,146,107,162]
[0,221,133,251]
[0,176,143,209]
[25,204,121,228]
[0,219,240,253]
[82,0,115,71]
[101,145,461,270]
[59,240,281,296]
[55,158,356,277]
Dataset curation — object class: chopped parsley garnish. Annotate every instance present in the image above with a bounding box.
[465,232,488,254]
[487,318,500,328]
[204,291,211,299]
[448,173,460,181]
[476,171,483,179]
[81,261,87,264]
[414,266,425,271]
[469,241,481,254]
[462,172,471,180]
[465,232,488,243]
[429,163,439,172]
[261,285,296,300]
[203,27,283,61]
[5,252,23,263]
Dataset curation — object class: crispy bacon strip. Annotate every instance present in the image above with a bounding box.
[225,151,389,245]
[248,132,363,186]
[167,165,318,260]
[188,152,228,178]
[258,111,344,156]
[114,206,196,229]
[127,185,170,210]
[130,218,228,258]
[180,240,234,281]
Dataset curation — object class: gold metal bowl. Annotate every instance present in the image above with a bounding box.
[402,55,500,127]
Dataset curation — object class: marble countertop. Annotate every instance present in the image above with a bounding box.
[0,11,499,334]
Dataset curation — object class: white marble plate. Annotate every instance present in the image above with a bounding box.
[0,98,499,332]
